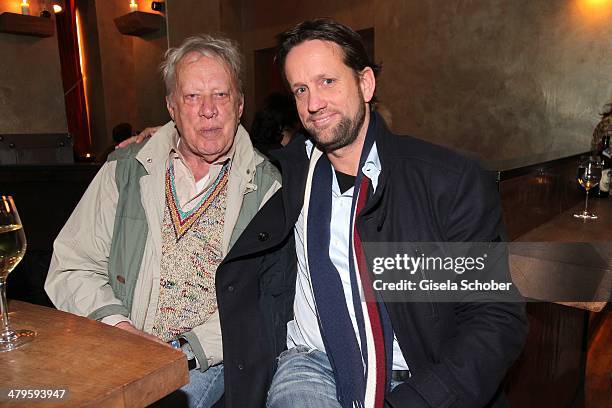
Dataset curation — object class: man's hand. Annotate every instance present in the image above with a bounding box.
[115,126,161,149]
[115,321,170,346]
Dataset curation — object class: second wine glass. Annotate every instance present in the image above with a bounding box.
[573,156,603,220]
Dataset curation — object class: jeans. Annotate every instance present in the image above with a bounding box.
[152,363,224,408]
[267,346,404,408]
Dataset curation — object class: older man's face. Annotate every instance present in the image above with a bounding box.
[167,52,243,164]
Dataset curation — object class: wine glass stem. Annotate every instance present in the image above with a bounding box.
[0,278,12,338]
[584,189,590,213]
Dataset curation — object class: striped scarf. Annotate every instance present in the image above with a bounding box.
[304,116,393,408]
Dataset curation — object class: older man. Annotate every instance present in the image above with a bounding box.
[45,35,293,408]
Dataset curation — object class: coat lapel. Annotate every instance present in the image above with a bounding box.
[360,113,394,218]
[271,133,310,228]
[222,134,310,263]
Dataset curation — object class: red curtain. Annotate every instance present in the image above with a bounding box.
[56,0,90,158]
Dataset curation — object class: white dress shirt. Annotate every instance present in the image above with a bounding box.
[287,140,409,370]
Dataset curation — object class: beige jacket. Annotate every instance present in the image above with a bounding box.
[45,121,280,367]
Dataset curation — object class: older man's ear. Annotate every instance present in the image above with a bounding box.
[238,94,244,120]
[166,94,176,122]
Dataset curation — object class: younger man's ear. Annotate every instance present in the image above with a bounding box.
[359,67,376,103]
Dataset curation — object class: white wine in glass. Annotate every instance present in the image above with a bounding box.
[573,156,602,220]
[0,195,35,352]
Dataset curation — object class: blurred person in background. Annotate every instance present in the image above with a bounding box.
[250,92,302,158]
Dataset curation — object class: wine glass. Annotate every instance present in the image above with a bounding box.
[573,156,603,220]
[0,195,35,352]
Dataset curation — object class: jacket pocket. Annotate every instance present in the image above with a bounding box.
[258,236,297,358]
[108,215,148,306]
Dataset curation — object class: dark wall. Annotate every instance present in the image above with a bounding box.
[166,0,242,47]
[240,0,373,127]
[83,0,168,157]
[2,164,100,307]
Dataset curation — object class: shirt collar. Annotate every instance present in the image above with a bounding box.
[362,142,381,192]
[305,133,382,193]
[329,142,381,196]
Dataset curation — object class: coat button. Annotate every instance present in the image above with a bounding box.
[227,285,234,292]
[238,363,244,370]
[258,232,269,241]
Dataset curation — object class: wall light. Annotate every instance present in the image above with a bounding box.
[575,0,612,23]
[151,2,164,12]
[20,1,30,16]
[129,0,138,12]
[584,0,611,6]
[38,0,63,14]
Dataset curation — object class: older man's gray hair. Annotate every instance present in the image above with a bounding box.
[161,34,243,97]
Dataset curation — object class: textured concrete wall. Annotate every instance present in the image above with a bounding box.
[238,0,612,161]
[376,0,612,160]
[0,0,67,134]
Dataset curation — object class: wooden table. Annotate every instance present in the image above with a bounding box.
[0,301,188,407]
[514,198,612,242]
[510,198,611,312]
[505,199,610,407]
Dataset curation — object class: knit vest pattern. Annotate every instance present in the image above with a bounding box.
[152,172,228,342]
